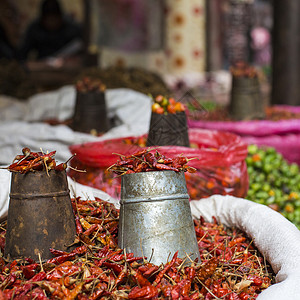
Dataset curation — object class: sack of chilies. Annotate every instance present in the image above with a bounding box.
[190,195,300,300]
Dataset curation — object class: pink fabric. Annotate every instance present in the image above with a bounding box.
[241,134,300,165]
[188,105,300,164]
[188,105,300,137]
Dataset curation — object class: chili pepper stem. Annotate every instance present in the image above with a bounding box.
[38,252,44,272]
[176,256,189,275]
[196,277,222,300]
[184,252,197,265]
[163,273,176,285]
[139,239,147,264]
[16,153,30,165]
[185,157,198,162]
[148,248,154,265]
[65,154,76,165]
[111,152,126,159]
[131,155,151,167]
[74,196,81,218]
[68,166,86,173]
[90,226,101,243]
[43,158,50,177]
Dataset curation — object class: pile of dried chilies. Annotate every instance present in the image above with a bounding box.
[230,62,258,78]
[108,149,197,176]
[5,148,74,174]
[76,77,106,93]
[0,197,274,299]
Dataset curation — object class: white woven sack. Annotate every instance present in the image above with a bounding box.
[190,195,300,300]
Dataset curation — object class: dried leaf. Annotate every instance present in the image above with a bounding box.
[234,279,252,292]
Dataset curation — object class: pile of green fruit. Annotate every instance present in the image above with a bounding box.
[246,144,300,228]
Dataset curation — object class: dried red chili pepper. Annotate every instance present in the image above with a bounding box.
[13,272,46,300]
[185,266,196,281]
[79,232,95,245]
[126,256,144,264]
[75,215,83,234]
[49,248,68,257]
[102,262,124,275]
[178,279,191,297]
[153,251,178,286]
[128,285,159,299]
[28,287,48,300]
[144,152,157,167]
[115,263,128,286]
[132,270,151,287]
[83,224,99,236]
[109,149,196,175]
[46,253,76,265]
[64,282,84,300]
[160,278,172,298]
[155,163,179,172]
[22,263,39,279]
[71,245,88,255]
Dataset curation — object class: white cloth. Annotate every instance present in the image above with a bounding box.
[190,195,300,300]
[0,170,11,221]
[0,87,151,165]
[0,169,119,220]
[0,86,152,125]
[0,122,98,165]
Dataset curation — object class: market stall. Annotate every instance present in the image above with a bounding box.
[0,84,300,299]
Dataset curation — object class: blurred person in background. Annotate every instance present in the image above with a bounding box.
[0,22,15,59]
[18,0,83,67]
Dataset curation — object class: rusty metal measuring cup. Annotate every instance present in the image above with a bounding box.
[146,111,190,147]
[4,170,76,261]
[71,91,110,134]
[229,76,265,120]
[118,170,200,265]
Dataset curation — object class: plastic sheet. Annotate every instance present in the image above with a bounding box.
[69,129,249,200]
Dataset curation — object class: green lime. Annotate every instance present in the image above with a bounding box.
[248,144,258,155]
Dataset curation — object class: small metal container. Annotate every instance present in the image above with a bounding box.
[229,76,264,120]
[146,111,190,147]
[71,91,110,134]
[5,170,76,261]
[118,171,200,265]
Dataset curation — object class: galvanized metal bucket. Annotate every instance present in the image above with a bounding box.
[146,111,190,147]
[5,170,76,261]
[229,76,265,120]
[71,91,110,134]
[118,171,200,265]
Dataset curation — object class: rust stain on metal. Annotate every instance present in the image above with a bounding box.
[14,245,20,255]
[5,170,77,261]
